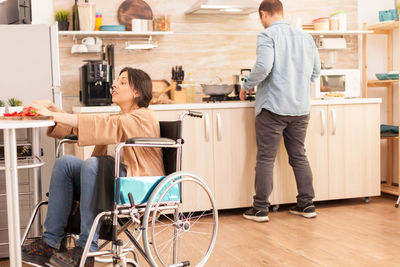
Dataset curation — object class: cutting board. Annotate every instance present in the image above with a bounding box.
[117,0,153,31]
[0,116,53,120]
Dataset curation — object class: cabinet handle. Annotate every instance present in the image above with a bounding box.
[204,114,210,142]
[331,109,337,135]
[216,113,222,141]
[320,109,326,136]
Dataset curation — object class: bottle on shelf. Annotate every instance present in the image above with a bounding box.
[72,0,80,31]
[95,13,102,31]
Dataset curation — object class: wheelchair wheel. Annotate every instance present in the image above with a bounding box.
[142,172,218,267]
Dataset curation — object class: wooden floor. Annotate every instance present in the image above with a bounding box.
[2,195,400,266]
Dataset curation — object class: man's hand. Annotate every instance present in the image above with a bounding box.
[239,89,247,101]
[239,88,254,101]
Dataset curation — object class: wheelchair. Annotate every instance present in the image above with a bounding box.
[21,110,218,267]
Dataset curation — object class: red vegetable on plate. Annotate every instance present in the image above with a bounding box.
[3,107,39,117]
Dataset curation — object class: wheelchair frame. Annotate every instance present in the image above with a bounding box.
[22,110,218,267]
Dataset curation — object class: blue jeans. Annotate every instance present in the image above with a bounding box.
[42,155,101,252]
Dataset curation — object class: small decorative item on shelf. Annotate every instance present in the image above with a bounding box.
[78,1,96,31]
[153,15,170,31]
[379,9,398,22]
[302,24,314,31]
[95,13,102,31]
[72,0,80,30]
[330,12,347,31]
[376,73,389,80]
[100,25,126,31]
[312,17,330,31]
[55,10,70,31]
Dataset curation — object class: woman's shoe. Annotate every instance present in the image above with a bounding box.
[21,237,58,266]
[49,246,94,267]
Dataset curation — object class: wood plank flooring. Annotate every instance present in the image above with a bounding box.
[1,196,399,266]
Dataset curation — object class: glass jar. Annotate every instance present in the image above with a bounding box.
[330,12,347,31]
[329,16,339,31]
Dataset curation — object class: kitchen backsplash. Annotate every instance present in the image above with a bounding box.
[55,0,359,112]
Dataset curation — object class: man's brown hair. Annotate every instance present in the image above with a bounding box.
[258,0,283,17]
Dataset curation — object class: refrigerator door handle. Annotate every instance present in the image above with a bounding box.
[50,24,61,87]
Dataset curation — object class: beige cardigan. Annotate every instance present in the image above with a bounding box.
[47,108,165,177]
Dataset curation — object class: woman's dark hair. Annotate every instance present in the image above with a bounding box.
[258,0,283,17]
[119,67,152,108]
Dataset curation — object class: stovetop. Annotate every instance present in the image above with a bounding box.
[202,95,255,103]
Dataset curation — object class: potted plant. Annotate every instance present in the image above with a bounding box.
[55,10,70,31]
[8,97,23,113]
[0,99,4,115]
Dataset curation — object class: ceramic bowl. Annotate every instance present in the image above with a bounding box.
[376,73,389,80]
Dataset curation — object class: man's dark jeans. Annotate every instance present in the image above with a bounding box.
[253,109,315,211]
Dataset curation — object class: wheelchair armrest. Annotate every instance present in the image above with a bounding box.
[125,137,176,145]
[63,134,78,141]
[56,135,78,158]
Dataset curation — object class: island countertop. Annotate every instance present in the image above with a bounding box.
[72,98,382,114]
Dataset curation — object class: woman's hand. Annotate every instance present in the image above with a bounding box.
[29,104,53,117]
[32,99,55,109]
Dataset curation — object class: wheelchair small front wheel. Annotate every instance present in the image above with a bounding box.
[142,172,218,267]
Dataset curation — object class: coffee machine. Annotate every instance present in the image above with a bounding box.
[79,60,112,106]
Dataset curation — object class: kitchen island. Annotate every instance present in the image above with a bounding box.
[72,98,381,210]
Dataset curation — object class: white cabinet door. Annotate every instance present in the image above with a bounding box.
[271,106,329,204]
[154,110,215,212]
[305,105,329,201]
[327,104,380,199]
[213,108,256,209]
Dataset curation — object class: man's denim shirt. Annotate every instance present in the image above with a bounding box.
[243,20,321,116]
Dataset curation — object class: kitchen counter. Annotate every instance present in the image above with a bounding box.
[72,98,382,113]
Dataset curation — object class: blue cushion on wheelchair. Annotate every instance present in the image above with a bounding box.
[114,176,181,205]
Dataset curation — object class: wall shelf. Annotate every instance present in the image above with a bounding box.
[368,21,399,31]
[304,30,372,35]
[367,80,399,87]
[58,30,173,38]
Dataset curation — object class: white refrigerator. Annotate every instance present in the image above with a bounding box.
[0,24,61,257]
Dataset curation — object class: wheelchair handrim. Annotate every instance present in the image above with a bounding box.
[142,172,218,267]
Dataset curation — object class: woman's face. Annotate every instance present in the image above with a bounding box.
[111,71,139,106]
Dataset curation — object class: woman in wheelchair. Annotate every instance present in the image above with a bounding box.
[21,68,164,267]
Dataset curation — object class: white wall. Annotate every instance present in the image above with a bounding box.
[358,0,398,183]
[31,0,53,24]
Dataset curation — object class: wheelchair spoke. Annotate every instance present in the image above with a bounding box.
[158,213,175,224]
[151,223,171,237]
[187,211,214,220]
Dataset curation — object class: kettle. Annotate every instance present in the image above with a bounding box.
[233,69,252,95]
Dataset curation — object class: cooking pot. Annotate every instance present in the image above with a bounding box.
[201,84,234,96]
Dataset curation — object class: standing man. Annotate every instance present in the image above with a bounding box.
[241,0,320,222]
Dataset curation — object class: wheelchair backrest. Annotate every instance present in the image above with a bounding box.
[159,120,182,175]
